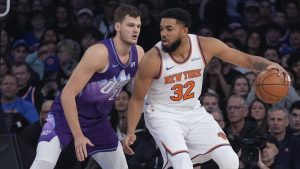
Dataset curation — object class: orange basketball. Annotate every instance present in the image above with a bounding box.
[255,69,289,104]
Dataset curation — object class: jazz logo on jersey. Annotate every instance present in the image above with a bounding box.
[164,69,202,84]
[41,130,51,136]
[130,62,136,67]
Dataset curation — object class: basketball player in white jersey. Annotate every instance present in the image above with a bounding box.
[123,8,290,169]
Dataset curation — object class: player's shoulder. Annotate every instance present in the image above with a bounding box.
[83,43,109,59]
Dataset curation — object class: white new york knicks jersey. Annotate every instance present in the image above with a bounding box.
[146,34,206,110]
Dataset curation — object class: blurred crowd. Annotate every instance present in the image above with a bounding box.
[0,0,300,169]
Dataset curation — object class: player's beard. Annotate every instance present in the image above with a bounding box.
[162,38,181,52]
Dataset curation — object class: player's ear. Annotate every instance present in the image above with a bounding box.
[115,23,120,31]
[183,27,188,35]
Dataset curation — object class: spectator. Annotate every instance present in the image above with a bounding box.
[22,10,47,49]
[249,99,269,133]
[264,23,285,49]
[259,0,273,26]
[200,92,221,113]
[20,100,54,150]
[211,109,225,129]
[262,46,281,64]
[10,39,29,65]
[11,63,44,111]
[284,1,300,25]
[1,29,12,60]
[229,75,250,98]
[268,107,300,169]
[244,71,257,87]
[289,101,300,136]
[1,74,39,134]
[257,134,279,169]
[243,0,262,29]
[76,8,96,31]
[0,57,10,83]
[224,95,262,168]
[40,27,59,44]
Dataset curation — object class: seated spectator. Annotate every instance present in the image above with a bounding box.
[1,74,39,134]
[11,63,44,111]
[244,71,257,87]
[224,95,263,168]
[268,107,300,169]
[20,100,53,150]
[0,57,10,83]
[289,101,300,136]
[249,99,270,133]
[10,39,30,65]
[200,92,221,113]
[229,74,250,98]
[211,109,225,129]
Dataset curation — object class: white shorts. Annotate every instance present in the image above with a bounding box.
[144,104,230,168]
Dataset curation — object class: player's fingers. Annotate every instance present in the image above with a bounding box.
[76,146,84,161]
[83,144,88,158]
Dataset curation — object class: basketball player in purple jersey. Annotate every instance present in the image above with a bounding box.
[30,5,144,169]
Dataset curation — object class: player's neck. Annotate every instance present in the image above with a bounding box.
[169,36,190,61]
[113,36,131,57]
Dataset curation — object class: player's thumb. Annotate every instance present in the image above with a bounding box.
[87,140,94,147]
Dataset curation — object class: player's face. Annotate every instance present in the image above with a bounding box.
[117,15,141,45]
[160,18,186,52]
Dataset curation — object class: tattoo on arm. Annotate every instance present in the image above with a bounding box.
[253,62,268,71]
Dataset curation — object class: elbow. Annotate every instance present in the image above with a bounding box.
[60,88,76,102]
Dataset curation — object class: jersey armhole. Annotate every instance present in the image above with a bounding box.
[153,46,162,79]
[197,36,207,66]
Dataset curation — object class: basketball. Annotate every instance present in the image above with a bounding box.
[254,69,289,104]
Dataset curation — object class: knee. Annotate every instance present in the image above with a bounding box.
[168,152,193,168]
[212,146,239,169]
[219,150,239,169]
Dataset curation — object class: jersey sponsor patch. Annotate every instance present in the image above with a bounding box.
[191,57,201,61]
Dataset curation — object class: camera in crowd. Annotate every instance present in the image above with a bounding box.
[239,136,267,166]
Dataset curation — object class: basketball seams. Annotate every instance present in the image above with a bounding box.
[254,70,289,103]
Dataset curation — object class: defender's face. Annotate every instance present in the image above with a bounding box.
[117,15,141,44]
[160,18,184,48]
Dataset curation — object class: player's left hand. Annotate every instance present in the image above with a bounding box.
[266,63,291,84]
[122,133,136,155]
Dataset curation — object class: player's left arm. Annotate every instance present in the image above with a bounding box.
[200,37,290,82]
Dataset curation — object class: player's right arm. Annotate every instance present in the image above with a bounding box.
[123,47,161,155]
[60,44,108,161]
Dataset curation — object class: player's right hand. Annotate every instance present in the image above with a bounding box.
[123,133,136,155]
[74,134,94,161]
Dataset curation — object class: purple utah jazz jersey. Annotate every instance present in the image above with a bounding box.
[41,38,139,154]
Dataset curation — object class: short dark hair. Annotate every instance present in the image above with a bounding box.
[161,8,191,29]
[114,4,141,23]
[289,100,300,113]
